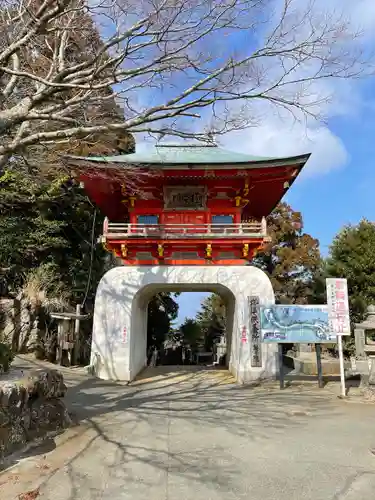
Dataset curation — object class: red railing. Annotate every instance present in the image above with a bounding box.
[102,218,267,239]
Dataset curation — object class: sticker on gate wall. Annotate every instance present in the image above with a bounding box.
[240,325,248,344]
[122,327,128,344]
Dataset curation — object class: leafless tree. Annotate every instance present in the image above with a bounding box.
[0,0,369,169]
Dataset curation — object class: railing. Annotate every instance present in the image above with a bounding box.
[103,218,267,239]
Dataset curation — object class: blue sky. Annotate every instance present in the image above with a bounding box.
[176,94,375,323]
[286,115,375,253]
[175,79,375,325]
[131,1,374,257]
[111,0,375,324]
[176,292,209,325]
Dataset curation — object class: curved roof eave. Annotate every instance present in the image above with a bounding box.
[64,152,311,170]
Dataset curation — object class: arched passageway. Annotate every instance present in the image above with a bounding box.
[91,266,276,383]
[139,284,235,370]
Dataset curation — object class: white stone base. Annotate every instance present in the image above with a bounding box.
[91,266,276,383]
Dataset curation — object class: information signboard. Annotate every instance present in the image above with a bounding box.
[326,278,350,335]
[260,305,336,343]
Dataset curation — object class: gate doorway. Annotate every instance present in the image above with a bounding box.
[146,290,230,369]
[91,265,276,383]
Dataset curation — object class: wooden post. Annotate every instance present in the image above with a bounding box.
[316,343,324,388]
[73,304,82,366]
[278,344,285,390]
[57,322,63,365]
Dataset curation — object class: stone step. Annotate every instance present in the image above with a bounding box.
[285,355,350,376]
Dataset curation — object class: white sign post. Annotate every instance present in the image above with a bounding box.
[326,278,350,398]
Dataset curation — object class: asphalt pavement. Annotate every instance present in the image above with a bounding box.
[1,360,375,500]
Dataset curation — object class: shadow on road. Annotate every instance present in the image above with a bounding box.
[1,357,348,500]
[41,368,345,499]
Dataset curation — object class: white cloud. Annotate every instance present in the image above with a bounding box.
[217,69,354,176]
[221,120,349,176]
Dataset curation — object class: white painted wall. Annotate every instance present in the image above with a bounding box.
[91,266,276,383]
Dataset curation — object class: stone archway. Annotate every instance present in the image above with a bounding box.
[90,265,276,383]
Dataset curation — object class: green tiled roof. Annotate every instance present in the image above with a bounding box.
[67,144,310,166]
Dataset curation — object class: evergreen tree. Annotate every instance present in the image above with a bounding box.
[253,203,321,304]
[195,294,226,350]
[0,169,107,304]
[0,171,67,291]
[180,318,202,348]
[324,219,375,324]
[147,293,179,350]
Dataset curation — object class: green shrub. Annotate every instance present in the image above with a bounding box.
[0,342,14,373]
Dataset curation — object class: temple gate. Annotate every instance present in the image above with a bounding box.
[68,144,310,382]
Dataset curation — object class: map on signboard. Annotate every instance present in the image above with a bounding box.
[260,305,336,343]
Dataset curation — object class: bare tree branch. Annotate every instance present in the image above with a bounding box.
[0,0,372,169]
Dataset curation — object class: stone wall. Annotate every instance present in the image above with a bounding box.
[0,298,17,345]
[0,297,40,353]
[0,369,71,460]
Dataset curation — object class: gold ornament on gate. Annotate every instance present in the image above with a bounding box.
[121,183,137,207]
[206,243,212,258]
[234,179,250,207]
[129,196,136,208]
[234,195,242,207]
[120,244,128,258]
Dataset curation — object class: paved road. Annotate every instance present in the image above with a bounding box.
[2,364,375,500]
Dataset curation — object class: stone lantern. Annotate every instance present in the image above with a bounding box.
[354,305,375,384]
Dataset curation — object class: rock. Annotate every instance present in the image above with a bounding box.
[0,416,27,457]
[362,386,375,402]
[0,407,10,427]
[369,357,375,385]
[21,369,67,399]
[8,420,27,446]
[0,368,70,460]
[0,383,28,412]
[29,398,71,434]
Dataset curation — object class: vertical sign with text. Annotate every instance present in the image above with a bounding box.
[249,296,262,367]
[326,278,350,335]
